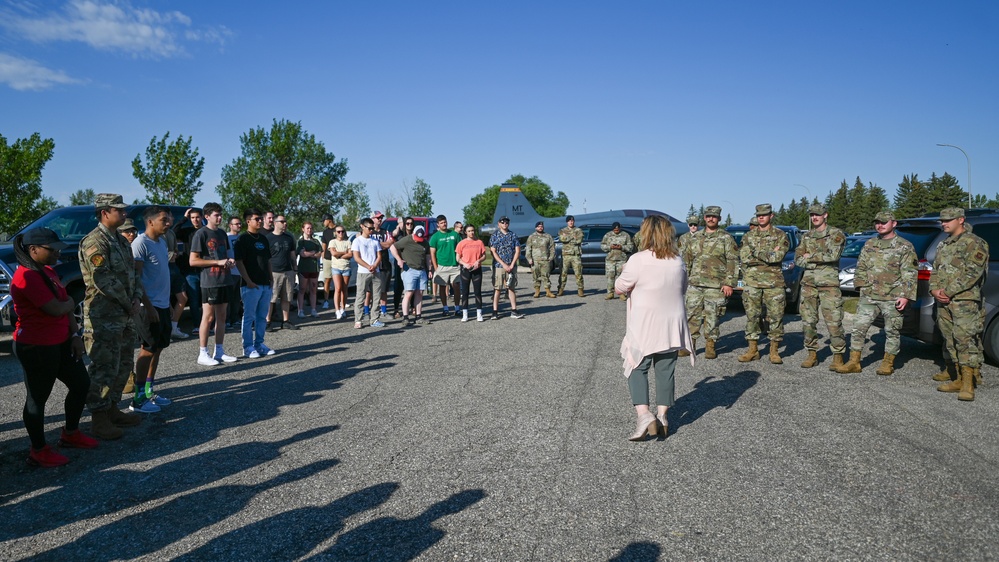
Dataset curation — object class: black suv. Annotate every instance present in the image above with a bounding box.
[724,225,804,312]
[894,210,999,363]
[0,204,194,331]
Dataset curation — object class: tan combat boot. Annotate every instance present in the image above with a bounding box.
[678,338,695,358]
[704,340,717,359]
[533,287,540,298]
[768,341,782,364]
[835,350,863,374]
[958,365,976,401]
[800,350,818,369]
[109,407,142,427]
[557,287,564,297]
[828,353,844,372]
[620,294,627,301]
[123,371,136,394]
[975,367,983,387]
[738,341,760,362]
[90,410,123,440]
[875,353,896,376]
[937,365,964,393]
[546,288,556,298]
[578,288,585,297]
[932,362,957,382]
[605,292,614,300]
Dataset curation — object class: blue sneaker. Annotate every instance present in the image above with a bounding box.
[129,399,161,414]
[149,394,172,406]
[257,344,276,356]
[371,320,386,328]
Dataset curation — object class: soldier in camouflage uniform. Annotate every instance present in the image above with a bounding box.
[738,204,789,364]
[81,194,144,440]
[678,215,699,270]
[558,216,585,297]
[795,203,848,370]
[526,221,556,298]
[601,222,634,300]
[836,211,917,376]
[680,206,738,359]
[930,208,989,401]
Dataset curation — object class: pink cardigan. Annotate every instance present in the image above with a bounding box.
[615,250,694,376]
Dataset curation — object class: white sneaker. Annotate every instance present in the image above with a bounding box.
[336,310,344,320]
[197,351,220,366]
[311,308,318,318]
[171,327,189,339]
[214,348,237,363]
[322,300,330,310]
[461,310,469,322]
[244,346,260,359]
[476,310,485,322]
[298,310,305,318]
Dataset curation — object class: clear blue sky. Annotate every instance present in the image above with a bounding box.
[2,0,997,225]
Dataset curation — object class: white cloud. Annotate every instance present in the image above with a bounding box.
[0,53,83,91]
[2,1,229,58]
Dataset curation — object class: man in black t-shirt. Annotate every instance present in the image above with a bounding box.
[265,214,299,331]
[234,208,275,358]
[320,213,337,309]
[189,202,237,366]
[176,207,204,327]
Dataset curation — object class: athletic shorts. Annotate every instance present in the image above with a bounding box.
[401,267,428,291]
[202,286,229,305]
[492,267,518,290]
[136,306,172,352]
[434,265,460,285]
[271,270,295,302]
[300,271,319,280]
[169,263,185,294]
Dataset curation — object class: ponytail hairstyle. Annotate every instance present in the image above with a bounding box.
[13,234,61,298]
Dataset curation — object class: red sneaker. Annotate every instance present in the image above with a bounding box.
[27,445,70,468]
[60,428,99,449]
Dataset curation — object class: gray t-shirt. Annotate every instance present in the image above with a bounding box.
[191,227,231,288]
[132,233,171,309]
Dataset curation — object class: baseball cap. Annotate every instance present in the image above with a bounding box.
[498,216,510,223]
[535,221,544,228]
[371,210,385,219]
[413,225,427,242]
[21,227,68,250]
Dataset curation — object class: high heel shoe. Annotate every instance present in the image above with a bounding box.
[628,412,657,441]
[655,413,668,439]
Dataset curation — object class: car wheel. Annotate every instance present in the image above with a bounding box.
[984,316,999,365]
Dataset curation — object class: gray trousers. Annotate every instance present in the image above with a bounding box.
[627,351,677,407]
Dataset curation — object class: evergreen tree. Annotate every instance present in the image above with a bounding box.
[925,172,966,211]
[826,180,850,226]
[894,174,928,218]
[723,213,732,227]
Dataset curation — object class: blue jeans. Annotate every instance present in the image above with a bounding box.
[241,284,272,350]
[185,273,202,321]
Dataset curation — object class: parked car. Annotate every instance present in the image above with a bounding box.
[725,224,804,312]
[0,204,194,332]
[838,234,876,295]
[894,211,999,363]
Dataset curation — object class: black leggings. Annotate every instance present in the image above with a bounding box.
[14,339,90,449]
[460,266,483,310]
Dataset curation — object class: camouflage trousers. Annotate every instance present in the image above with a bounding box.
[849,296,904,355]
[742,286,784,341]
[938,300,984,368]
[606,259,626,291]
[685,286,727,342]
[559,255,583,291]
[84,314,137,412]
[531,260,552,290]
[799,284,845,353]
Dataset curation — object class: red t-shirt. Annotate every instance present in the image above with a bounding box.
[11,266,71,346]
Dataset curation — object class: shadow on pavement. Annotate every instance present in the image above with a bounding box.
[670,371,760,436]
[608,541,661,561]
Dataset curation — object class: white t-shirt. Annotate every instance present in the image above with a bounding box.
[351,235,383,272]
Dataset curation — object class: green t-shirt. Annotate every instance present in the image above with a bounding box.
[429,229,461,267]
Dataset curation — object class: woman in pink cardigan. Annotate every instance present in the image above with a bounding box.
[615,215,694,441]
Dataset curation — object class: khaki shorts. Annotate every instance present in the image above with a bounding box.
[434,265,461,285]
[491,267,518,290]
[271,270,295,302]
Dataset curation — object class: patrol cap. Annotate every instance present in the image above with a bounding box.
[874,211,895,223]
[95,193,127,209]
[686,215,700,225]
[612,221,622,229]
[807,203,827,215]
[118,218,137,232]
[565,215,575,222]
[535,221,544,228]
[755,203,773,216]
[21,227,68,250]
[749,216,760,226]
[939,207,965,221]
[704,206,722,217]
[412,225,427,242]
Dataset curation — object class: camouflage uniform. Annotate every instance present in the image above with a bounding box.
[683,221,738,345]
[932,218,988,371]
[740,211,789,343]
[601,229,634,292]
[849,231,918,356]
[525,227,555,292]
[795,211,847,355]
[558,224,584,294]
[81,196,143,413]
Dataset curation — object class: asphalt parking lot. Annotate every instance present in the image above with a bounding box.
[1,274,998,561]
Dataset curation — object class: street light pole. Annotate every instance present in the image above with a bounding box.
[937,143,971,208]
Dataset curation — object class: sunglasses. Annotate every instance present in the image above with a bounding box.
[335,230,345,234]
[275,219,287,223]
[249,217,262,222]
[405,222,414,226]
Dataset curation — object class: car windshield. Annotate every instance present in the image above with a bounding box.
[17,207,99,243]
[842,238,868,258]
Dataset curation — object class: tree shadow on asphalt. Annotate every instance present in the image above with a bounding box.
[305,488,487,561]
[668,370,760,437]
[608,541,661,561]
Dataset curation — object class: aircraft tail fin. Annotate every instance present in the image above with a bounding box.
[493,183,543,224]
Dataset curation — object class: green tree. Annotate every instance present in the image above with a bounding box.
[925,172,966,211]
[462,174,569,227]
[894,174,928,219]
[405,177,434,216]
[69,188,96,206]
[825,180,850,227]
[217,119,349,226]
[132,132,205,205]
[723,213,732,227]
[337,181,370,229]
[0,132,56,235]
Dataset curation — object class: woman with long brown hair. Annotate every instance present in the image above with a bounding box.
[615,215,693,441]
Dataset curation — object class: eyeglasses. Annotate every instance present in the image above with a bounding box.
[335,230,345,234]
[37,245,55,251]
